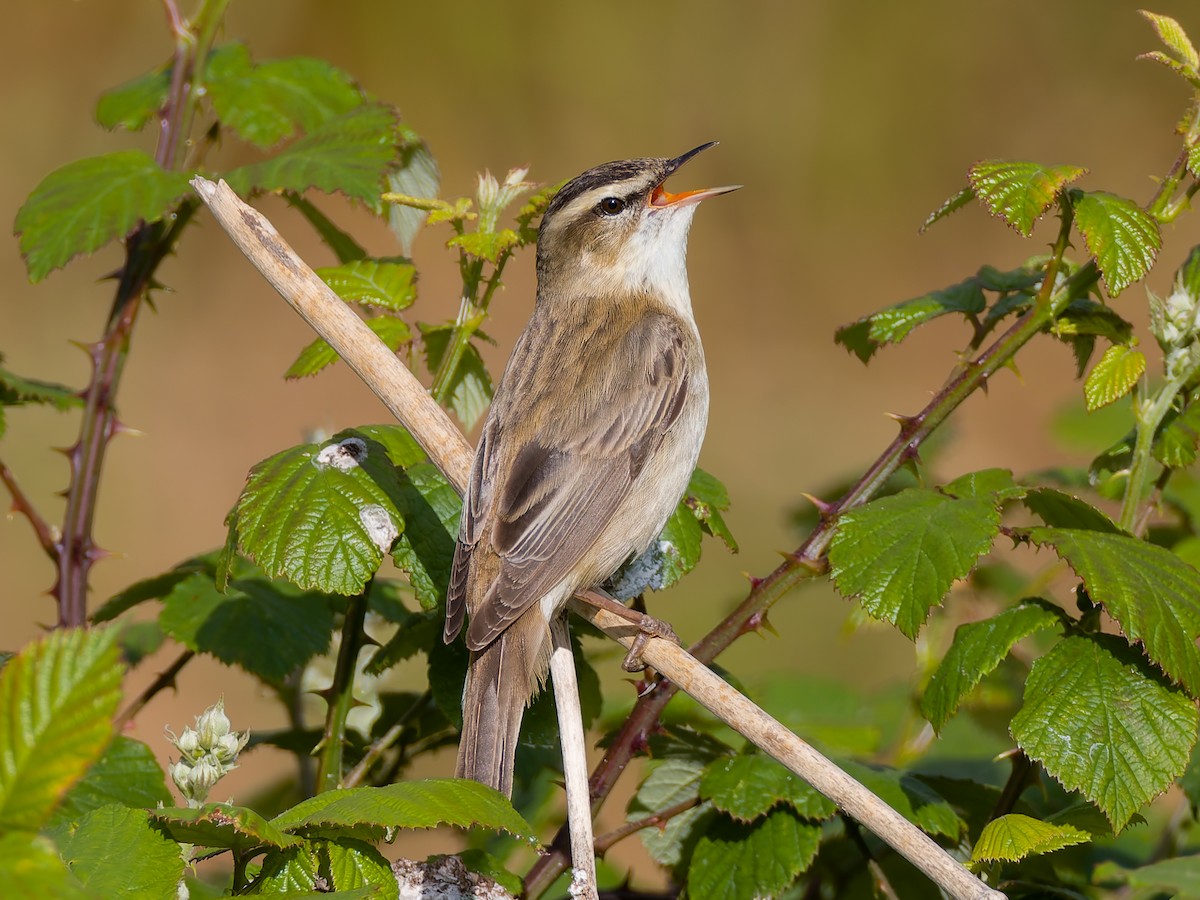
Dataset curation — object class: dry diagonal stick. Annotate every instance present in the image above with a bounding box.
[191,176,1005,900]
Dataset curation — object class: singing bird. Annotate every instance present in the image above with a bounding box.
[443,143,738,796]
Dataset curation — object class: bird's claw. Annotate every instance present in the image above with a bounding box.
[620,614,679,672]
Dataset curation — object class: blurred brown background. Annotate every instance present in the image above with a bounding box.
[3,0,1200,882]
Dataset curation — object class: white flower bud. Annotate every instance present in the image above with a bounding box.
[187,758,223,799]
[195,700,231,749]
[176,727,200,758]
[169,760,191,794]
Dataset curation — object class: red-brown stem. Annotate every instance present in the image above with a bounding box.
[0,456,56,561]
[114,648,196,730]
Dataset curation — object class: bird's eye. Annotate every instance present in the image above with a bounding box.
[596,196,626,216]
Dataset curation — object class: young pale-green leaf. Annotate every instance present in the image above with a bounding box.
[96,65,171,131]
[630,757,714,871]
[285,315,412,380]
[1084,344,1145,411]
[919,185,976,233]
[699,754,836,823]
[835,278,986,363]
[15,150,194,282]
[687,809,821,900]
[970,813,1091,864]
[46,736,172,834]
[1071,190,1161,297]
[0,627,123,831]
[316,259,417,311]
[1140,10,1200,71]
[223,104,399,212]
[921,601,1065,733]
[233,432,405,595]
[448,229,520,264]
[1029,527,1200,695]
[60,805,184,899]
[205,43,364,149]
[152,803,302,851]
[159,573,334,684]
[1011,634,1197,830]
[829,488,1001,638]
[270,779,535,844]
[968,160,1087,236]
[420,325,494,430]
[387,128,440,255]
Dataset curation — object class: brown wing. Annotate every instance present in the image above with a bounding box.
[454,311,690,651]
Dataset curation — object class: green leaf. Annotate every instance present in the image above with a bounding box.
[96,64,171,131]
[387,127,440,255]
[0,364,81,411]
[448,229,520,264]
[1121,856,1200,894]
[1175,243,1200,300]
[390,463,461,611]
[1084,344,1145,411]
[629,757,713,870]
[919,185,976,233]
[1155,400,1200,468]
[687,808,820,900]
[47,736,172,834]
[286,193,367,263]
[1140,11,1200,70]
[921,601,1065,732]
[1052,298,1135,344]
[365,609,439,675]
[0,627,123,830]
[1071,191,1161,297]
[829,488,1001,638]
[151,802,302,851]
[1022,487,1121,533]
[968,160,1087,236]
[233,431,406,595]
[1029,528,1200,695]
[286,315,412,379]
[683,467,738,550]
[320,838,398,900]
[838,760,963,838]
[224,104,400,212]
[206,43,364,149]
[970,813,1091,864]
[942,467,1024,502]
[248,844,321,893]
[835,278,986,363]
[317,259,417,311]
[699,754,836,822]
[15,150,194,282]
[270,779,535,844]
[420,324,494,430]
[91,558,210,623]
[1011,634,1197,830]
[60,805,184,899]
[0,832,91,899]
[159,573,334,684]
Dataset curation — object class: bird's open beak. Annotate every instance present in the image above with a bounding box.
[651,141,741,208]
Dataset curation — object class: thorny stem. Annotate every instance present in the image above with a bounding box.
[113,649,195,730]
[343,689,433,788]
[593,797,701,857]
[52,0,227,627]
[0,457,56,561]
[526,200,1083,897]
[316,586,371,792]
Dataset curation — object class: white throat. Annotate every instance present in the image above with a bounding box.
[619,205,698,316]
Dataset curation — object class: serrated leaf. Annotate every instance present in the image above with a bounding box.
[0,364,81,412]
[1140,11,1200,70]
[1071,191,1160,296]
[920,185,976,233]
[91,559,209,623]
[629,757,713,870]
[1084,344,1145,411]
[234,431,406,595]
[1022,488,1121,533]
[1028,527,1200,695]
[351,423,427,469]
[1052,298,1135,343]
[388,128,440,255]
[921,602,1065,733]
[390,462,460,611]
[1011,634,1197,830]
[286,315,412,379]
[15,150,194,282]
[835,278,986,363]
[1122,856,1200,894]
[223,104,399,212]
[0,832,91,899]
[968,160,1087,236]
[321,838,398,900]
[249,844,321,893]
[420,324,494,430]
[829,488,1001,638]
[152,802,302,851]
[159,573,334,684]
[60,805,183,899]
[943,468,1024,502]
[448,229,520,264]
[96,65,171,131]
[683,467,738,550]
[0,627,123,830]
[838,760,963,838]
[205,43,364,149]
[317,259,417,311]
[47,736,172,834]
[699,754,836,822]
[270,779,535,844]
[970,813,1091,864]
[1155,400,1200,468]
[687,808,820,900]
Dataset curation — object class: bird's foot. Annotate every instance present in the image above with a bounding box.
[621,614,679,672]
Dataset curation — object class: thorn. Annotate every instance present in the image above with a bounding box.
[109,420,145,439]
[86,545,114,563]
[884,412,918,430]
[360,633,381,649]
[799,492,835,518]
[744,572,764,591]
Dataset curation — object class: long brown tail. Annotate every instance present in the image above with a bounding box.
[456,613,546,797]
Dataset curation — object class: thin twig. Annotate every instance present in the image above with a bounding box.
[0,456,57,561]
[343,690,433,788]
[191,177,1005,900]
[114,649,195,730]
[316,586,370,792]
[594,797,701,857]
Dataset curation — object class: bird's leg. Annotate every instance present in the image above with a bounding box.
[578,589,679,671]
